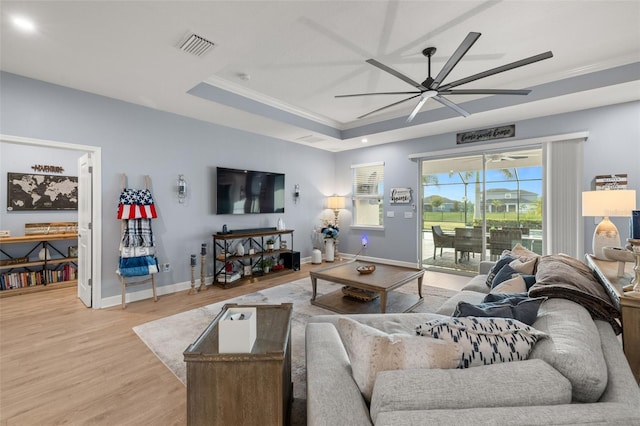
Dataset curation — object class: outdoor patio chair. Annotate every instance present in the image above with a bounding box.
[432,225,455,259]
[454,227,483,263]
[489,229,523,259]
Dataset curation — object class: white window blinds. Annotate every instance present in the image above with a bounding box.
[352,162,384,198]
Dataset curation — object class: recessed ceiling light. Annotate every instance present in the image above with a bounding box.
[12,15,36,33]
[361,138,368,144]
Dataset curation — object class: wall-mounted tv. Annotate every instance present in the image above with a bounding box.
[216,167,285,215]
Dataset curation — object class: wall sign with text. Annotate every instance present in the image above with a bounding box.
[390,187,412,204]
[456,125,515,144]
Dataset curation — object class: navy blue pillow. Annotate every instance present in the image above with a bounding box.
[485,254,516,287]
[491,264,519,288]
[483,293,529,304]
[521,274,536,289]
[453,297,546,325]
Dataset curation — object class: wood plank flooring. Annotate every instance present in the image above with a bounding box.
[0,262,467,425]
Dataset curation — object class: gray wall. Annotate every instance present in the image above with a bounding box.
[2,71,639,302]
[335,101,640,260]
[1,72,336,300]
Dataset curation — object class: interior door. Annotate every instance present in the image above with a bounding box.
[77,153,93,307]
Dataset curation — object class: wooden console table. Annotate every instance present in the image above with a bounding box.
[183,303,293,426]
[585,254,640,382]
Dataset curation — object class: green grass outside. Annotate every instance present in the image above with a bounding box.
[424,211,541,232]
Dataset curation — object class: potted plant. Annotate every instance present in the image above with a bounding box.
[259,257,273,273]
[266,238,275,251]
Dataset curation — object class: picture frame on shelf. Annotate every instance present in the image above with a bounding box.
[68,246,78,258]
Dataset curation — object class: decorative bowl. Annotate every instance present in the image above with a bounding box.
[356,264,376,274]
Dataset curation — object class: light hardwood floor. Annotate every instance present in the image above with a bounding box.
[0,263,468,425]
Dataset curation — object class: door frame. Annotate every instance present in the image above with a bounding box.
[1,134,102,308]
[411,131,589,269]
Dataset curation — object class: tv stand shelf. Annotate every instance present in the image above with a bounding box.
[0,233,78,297]
[213,229,294,289]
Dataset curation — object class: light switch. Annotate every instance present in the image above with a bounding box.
[404,211,413,218]
[387,211,395,217]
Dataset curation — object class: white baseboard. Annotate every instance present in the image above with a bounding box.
[100,276,215,308]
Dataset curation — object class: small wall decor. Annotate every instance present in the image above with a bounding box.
[7,172,78,211]
[456,125,515,144]
[31,164,65,173]
[390,187,412,204]
[595,173,627,190]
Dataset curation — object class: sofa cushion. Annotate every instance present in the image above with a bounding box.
[336,317,461,402]
[529,298,608,402]
[369,359,572,423]
[416,317,547,368]
[453,297,546,325]
[461,274,492,293]
[491,264,521,287]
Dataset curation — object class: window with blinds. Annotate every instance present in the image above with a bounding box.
[351,162,384,227]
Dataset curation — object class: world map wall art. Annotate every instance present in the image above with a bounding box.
[7,172,78,211]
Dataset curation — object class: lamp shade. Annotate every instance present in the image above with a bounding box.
[327,195,346,210]
[582,190,636,217]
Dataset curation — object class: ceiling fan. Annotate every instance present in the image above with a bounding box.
[336,32,553,122]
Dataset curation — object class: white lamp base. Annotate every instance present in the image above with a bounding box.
[592,217,621,260]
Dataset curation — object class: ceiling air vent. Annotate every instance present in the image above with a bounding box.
[178,33,215,57]
[296,135,325,144]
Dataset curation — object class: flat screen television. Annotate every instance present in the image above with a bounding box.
[216,167,285,215]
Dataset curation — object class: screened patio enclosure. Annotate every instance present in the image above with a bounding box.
[421,148,543,273]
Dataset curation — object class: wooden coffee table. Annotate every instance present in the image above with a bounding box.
[310,261,424,314]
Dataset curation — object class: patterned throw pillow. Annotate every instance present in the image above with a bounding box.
[337,318,461,402]
[416,317,547,368]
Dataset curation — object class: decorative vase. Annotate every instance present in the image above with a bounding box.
[236,242,245,256]
[325,239,335,262]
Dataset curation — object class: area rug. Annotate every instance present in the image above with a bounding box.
[133,277,457,425]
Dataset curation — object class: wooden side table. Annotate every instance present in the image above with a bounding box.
[585,254,640,383]
[184,303,293,426]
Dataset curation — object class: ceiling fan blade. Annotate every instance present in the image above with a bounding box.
[432,95,470,117]
[438,89,531,95]
[430,32,481,90]
[366,59,427,90]
[438,51,554,90]
[406,97,428,123]
[335,91,421,98]
[357,94,421,119]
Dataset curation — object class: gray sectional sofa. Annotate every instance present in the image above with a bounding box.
[306,260,640,425]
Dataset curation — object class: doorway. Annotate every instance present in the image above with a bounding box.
[0,134,102,308]
[420,148,543,273]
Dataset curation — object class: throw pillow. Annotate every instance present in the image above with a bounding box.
[336,317,461,402]
[483,293,529,303]
[485,254,516,287]
[506,243,541,260]
[509,257,537,275]
[490,274,527,293]
[416,317,547,368]
[491,264,520,288]
[521,274,536,289]
[453,297,546,325]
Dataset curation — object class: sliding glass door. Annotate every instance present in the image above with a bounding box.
[420,148,543,273]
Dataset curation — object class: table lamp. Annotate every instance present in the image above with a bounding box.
[327,195,346,226]
[582,189,636,260]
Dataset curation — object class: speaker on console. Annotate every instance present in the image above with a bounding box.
[280,251,300,271]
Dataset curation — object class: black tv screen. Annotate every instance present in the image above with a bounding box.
[216,167,285,214]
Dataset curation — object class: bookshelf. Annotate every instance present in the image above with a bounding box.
[213,229,294,288]
[0,233,78,297]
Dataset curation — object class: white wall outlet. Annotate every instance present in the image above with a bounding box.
[387,211,395,217]
[162,263,170,272]
[404,211,413,218]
